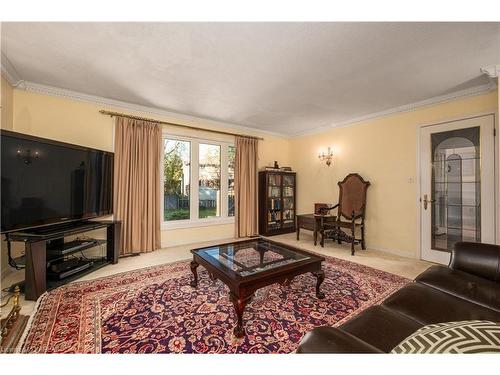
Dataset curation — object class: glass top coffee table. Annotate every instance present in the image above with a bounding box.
[190,237,325,337]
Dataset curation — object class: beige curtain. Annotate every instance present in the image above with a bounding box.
[114,116,162,255]
[234,136,259,238]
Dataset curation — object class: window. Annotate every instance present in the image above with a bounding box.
[228,145,235,217]
[162,134,235,228]
[163,139,191,221]
[199,144,221,218]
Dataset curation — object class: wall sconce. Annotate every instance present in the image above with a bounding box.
[318,147,334,166]
[17,148,40,165]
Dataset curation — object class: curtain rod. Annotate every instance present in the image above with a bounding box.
[99,110,264,141]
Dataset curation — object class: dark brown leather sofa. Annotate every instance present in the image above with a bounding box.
[297,242,500,353]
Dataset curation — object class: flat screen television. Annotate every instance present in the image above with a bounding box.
[1,130,113,233]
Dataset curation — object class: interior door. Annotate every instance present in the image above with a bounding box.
[420,115,495,264]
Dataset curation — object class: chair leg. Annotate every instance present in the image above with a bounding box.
[361,225,366,250]
[351,221,356,255]
[320,231,324,247]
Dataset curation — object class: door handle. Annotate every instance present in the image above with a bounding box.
[422,194,435,210]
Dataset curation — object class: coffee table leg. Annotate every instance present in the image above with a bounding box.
[230,293,252,338]
[296,223,300,240]
[312,270,325,299]
[190,260,199,287]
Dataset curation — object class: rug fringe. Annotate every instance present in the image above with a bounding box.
[15,291,48,353]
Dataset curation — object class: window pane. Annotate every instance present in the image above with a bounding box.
[164,139,190,221]
[199,144,220,218]
[228,145,235,217]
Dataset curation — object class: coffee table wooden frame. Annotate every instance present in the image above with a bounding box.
[190,238,325,337]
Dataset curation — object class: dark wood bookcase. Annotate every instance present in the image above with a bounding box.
[258,170,296,236]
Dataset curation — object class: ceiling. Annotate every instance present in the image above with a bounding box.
[1,22,499,136]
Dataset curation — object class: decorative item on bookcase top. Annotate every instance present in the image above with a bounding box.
[318,147,334,166]
[264,161,292,172]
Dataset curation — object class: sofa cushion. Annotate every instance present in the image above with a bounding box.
[391,320,500,354]
[417,265,500,312]
[296,326,383,353]
[383,283,500,325]
[340,305,423,353]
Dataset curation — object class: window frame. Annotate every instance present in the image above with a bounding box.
[161,132,235,230]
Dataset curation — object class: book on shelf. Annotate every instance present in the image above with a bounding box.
[283,175,294,185]
[268,174,281,186]
[283,198,294,209]
[268,211,282,221]
[269,198,281,210]
[283,186,294,197]
[283,209,294,220]
[268,186,280,197]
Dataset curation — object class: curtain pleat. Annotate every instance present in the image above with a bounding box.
[113,116,161,255]
[234,136,259,238]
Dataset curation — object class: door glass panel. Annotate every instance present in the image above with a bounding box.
[431,127,480,251]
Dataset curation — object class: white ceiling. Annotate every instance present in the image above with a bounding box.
[1,22,499,136]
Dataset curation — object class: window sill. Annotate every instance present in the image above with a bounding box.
[161,217,235,230]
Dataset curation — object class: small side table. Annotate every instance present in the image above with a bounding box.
[296,214,336,246]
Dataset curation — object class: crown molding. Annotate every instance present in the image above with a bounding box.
[12,80,290,139]
[1,52,24,87]
[291,80,498,138]
[4,71,496,140]
[481,64,500,78]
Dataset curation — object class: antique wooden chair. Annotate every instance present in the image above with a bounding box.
[319,173,370,255]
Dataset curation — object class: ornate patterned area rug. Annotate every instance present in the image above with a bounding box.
[20,254,408,353]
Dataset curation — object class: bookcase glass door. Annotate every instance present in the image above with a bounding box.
[282,174,295,228]
[267,173,282,231]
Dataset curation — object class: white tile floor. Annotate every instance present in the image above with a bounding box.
[1,232,432,320]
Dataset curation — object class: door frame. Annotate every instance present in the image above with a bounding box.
[416,111,499,263]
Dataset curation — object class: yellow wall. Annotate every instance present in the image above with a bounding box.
[3,78,498,257]
[290,91,498,259]
[1,76,14,130]
[10,87,291,248]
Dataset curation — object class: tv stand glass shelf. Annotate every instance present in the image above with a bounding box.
[6,220,121,301]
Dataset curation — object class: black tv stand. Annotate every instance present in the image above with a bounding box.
[6,220,121,300]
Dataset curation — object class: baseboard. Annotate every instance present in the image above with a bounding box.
[161,236,234,249]
[366,245,419,260]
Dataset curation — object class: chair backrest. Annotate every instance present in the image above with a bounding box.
[338,173,370,220]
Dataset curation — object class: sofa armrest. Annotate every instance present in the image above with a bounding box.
[296,327,384,353]
[451,242,500,282]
